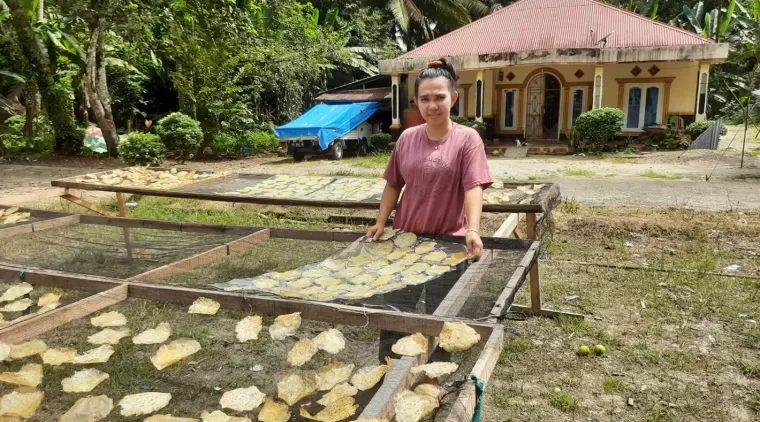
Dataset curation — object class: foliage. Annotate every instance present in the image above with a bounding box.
[685,120,728,141]
[573,108,625,151]
[0,114,55,157]
[155,112,202,163]
[451,116,486,136]
[244,131,279,154]
[117,132,165,166]
[370,132,392,150]
[212,130,278,157]
[643,127,690,151]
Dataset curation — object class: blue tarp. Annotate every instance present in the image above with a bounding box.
[274,101,381,151]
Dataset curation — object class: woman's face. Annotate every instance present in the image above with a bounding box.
[414,76,459,126]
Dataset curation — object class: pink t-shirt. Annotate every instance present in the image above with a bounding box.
[384,123,493,236]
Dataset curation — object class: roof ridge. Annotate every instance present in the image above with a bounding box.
[401,0,526,58]
[585,0,714,44]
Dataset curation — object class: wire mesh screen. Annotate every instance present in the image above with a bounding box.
[0,224,242,278]
[688,118,722,150]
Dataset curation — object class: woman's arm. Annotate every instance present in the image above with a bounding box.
[464,185,485,259]
[366,182,402,240]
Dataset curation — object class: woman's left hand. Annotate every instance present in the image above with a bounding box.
[465,230,484,259]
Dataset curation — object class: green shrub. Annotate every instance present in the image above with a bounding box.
[451,116,486,136]
[118,132,166,166]
[212,133,242,157]
[244,131,279,154]
[573,108,625,151]
[155,112,203,162]
[370,133,392,151]
[685,120,728,141]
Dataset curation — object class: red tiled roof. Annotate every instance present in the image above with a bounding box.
[402,0,713,59]
[316,88,390,102]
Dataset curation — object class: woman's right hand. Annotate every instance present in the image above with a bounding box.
[366,223,385,241]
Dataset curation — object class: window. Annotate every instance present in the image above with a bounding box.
[502,89,517,129]
[698,72,708,115]
[570,87,587,127]
[625,84,662,130]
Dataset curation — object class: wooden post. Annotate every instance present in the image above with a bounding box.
[526,212,541,313]
[116,193,133,260]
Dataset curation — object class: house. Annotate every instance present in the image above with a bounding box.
[379,0,729,142]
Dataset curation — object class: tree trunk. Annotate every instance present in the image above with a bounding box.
[84,13,119,157]
[5,0,79,154]
[177,60,184,111]
[37,0,43,22]
[23,81,39,138]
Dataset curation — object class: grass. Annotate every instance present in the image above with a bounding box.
[729,174,760,181]
[562,168,595,177]
[747,148,760,157]
[550,391,579,412]
[491,393,512,409]
[639,170,688,180]
[602,377,624,394]
[316,169,383,178]
[342,152,391,168]
[737,360,760,379]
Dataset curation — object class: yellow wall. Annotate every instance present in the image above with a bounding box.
[601,61,699,115]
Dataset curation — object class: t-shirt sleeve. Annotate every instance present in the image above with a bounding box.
[461,131,493,191]
[383,139,405,189]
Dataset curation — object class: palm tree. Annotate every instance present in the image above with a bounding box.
[385,0,508,43]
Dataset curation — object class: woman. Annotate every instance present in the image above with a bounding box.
[366,58,492,259]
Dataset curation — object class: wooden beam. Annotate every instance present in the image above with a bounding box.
[0,284,128,344]
[0,215,80,240]
[126,282,497,339]
[0,188,69,206]
[493,213,519,238]
[508,304,585,320]
[60,194,117,217]
[78,214,260,236]
[129,229,271,282]
[443,327,505,422]
[0,263,124,293]
[116,193,134,260]
[489,241,539,319]
[526,212,541,313]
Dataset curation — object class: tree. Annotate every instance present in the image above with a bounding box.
[4,0,80,154]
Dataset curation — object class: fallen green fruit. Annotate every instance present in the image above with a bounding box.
[595,344,606,355]
[577,345,590,356]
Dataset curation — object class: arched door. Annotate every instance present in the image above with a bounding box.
[525,73,562,140]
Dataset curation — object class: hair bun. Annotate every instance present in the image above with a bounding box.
[427,60,445,68]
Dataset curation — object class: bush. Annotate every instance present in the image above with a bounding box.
[685,120,728,141]
[370,133,392,151]
[0,115,56,157]
[244,131,279,154]
[118,132,166,166]
[212,133,242,157]
[155,112,203,162]
[573,108,625,151]
[643,127,689,151]
[451,116,486,136]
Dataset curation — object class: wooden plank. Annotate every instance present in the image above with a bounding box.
[116,192,134,260]
[489,242,539,319]
[360,353,429,419]
[0,215,81,241]
[0,284,129,344]
[493,213,519,238]
[508,304,585,320]
[526,212,541,313]
[129,229,270,282]
[126,282,497,339]
[0,188,68,206]
[0,263,123,293]
[0,206,71,219]
[61,194,118,217]
[77,214,259,236]
[442,327,505,422]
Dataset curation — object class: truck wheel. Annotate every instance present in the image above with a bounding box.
[293,151,306,162]
[357,139,369,157]
[331,142,344,160]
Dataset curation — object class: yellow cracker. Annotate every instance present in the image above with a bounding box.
[422,251,447,263]
[348,253,373,267]
[393,232,417,248]
[41,347,77,366]
[371,275,396,287]
[443,252,469,265]
[273,271,300,281]
[219,386,266,412]
[133,322,172,345]
[393,390,439,422]
[87,328,130,345]
[188,297,220,315]
[0,283,33,303]
[350,357,392,391]
[439,321,481,352]
[286,278,313,289]
[403,263,430,275]
[0,299,32,312]
[315,362,355,391]
[410,362,459,378]
[118,392,171,417]
[401,275,428,286]
[0,390,43,419]
[391,333,428,357]
[90,311,127,328]
[378,229,397,241]
[37,292,61,307]
[312,328,346,354]
[235,316,262,343]
[253,278,279,289]
[400,254,421,265]
[277,373,317,406]
[73,345,115,364]
[59,395,114,422]
[303,268,330,278]
[299,396,358,422]
[0,364,42,387]
[414,242,437,254]
[336,267,362,278]
[414,384,442,399]
[349,274,374,285]
[317,383,358,406]
[10,340,47,359]
[365,259,390,271]
[145,416,200,422]
[269,312,301,340]
[257,398,290,422]
[150,338,201,370]
[426,265,450,276]
[342,289,374,299]
[287,338,318,366]
[314,277,341,287]
[61,368,109,393]
[200,410,252,421]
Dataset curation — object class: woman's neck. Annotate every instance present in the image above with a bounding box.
[426,120,453,141]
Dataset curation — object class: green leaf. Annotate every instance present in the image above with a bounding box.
[720,0,736,35]
[754,0,760,20]
[387,0,410,32]
[105,57,146,78]
[703,12,711,36]
[0,70,25,83]
[309,8,319,31]
[649,0,659,19]
[683,3,703,33]
[61,32,86,61]
[22,0,38,20]
[325,8,339,28]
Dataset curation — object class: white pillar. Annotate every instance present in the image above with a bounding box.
[593,65,604,109]
[695,63,710,122]
[391,74,401,128]
[475,70,484,122]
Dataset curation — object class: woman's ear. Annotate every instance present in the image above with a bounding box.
[413,96,419,108]
[451,90,459,104]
